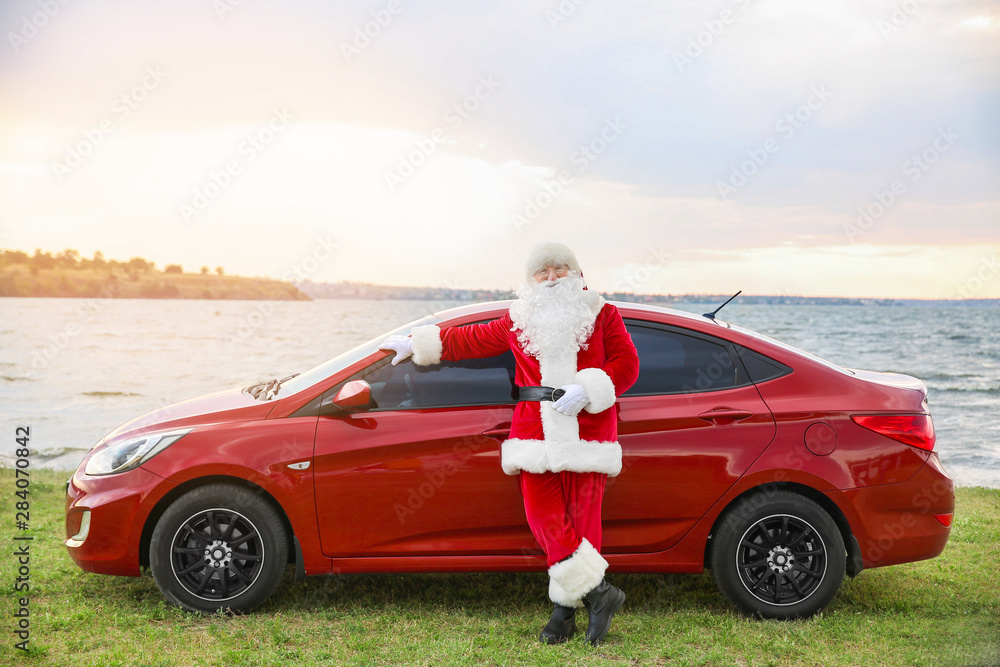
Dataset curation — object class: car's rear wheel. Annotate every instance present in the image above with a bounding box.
[149,484,288,613]
[710,490,845,619]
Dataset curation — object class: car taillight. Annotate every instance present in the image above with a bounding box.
[851,414,936,452]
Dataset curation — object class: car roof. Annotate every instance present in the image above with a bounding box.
[429,298,851,376]
[431,298,732,330]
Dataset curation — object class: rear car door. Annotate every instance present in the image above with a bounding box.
[604,321,777,553]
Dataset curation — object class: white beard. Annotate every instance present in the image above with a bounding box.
[509,272,599,448]
[510,273,596,362]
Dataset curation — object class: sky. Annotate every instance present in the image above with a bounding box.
[0,0,997,298]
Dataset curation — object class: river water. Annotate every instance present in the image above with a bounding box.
[1,297,997,487]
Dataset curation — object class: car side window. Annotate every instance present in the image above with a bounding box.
[364,352,517,409]
[623,323,750,395]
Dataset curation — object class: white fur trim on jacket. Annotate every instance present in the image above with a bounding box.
[502,291,620,477]
[410,325,443,366]
[547,537,608,606]
[575,367,617,414]
[501,438,622,476]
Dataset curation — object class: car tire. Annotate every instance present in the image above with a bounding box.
[149,484,289,613]
[710,490,846,619]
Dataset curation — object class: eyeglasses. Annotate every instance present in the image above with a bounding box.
[534,264,571,279]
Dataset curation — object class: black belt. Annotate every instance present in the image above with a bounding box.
[518,386,566,402]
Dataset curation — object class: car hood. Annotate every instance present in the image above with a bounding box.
[104,386,274,442]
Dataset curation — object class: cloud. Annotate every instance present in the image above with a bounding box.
[0,0,996,298]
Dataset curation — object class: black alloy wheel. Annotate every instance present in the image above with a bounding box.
[710,490,846,619]
[150,485,288,613]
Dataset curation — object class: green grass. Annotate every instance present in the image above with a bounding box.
[3,469,998,666]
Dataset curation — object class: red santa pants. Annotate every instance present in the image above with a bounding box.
[518,470,607,566]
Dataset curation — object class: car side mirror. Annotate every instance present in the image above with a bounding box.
[321,380,371,415]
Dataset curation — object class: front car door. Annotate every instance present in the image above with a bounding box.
[313,350,535,557]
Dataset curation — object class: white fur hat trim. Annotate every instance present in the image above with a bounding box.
[525,242,582,280]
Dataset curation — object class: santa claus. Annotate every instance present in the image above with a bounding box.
[380,241,639,645]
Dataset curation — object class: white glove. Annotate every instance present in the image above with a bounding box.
[552,384,589,416]
[378,335,413,366]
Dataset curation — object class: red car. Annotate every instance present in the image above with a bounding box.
[65,301,954,619]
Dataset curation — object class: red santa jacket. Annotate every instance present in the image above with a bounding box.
[409,294,639,476]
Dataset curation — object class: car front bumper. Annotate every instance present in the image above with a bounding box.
[65,464,175,576]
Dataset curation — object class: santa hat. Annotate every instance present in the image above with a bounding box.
[524,242,582,280]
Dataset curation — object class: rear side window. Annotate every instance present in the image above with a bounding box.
[735,345,792,383]
[623,323,750,395]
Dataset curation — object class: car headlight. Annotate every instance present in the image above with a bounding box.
[84,428,193,476]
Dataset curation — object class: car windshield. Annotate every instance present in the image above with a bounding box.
[270,313,441,399]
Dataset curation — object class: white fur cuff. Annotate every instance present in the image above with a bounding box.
[548,578,585,608]
[575,367,617,414]
[500,439,550,475]
[410,325,443,366]
[547,537,608,605]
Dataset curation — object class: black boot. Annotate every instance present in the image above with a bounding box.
[581,579,625,645]
[539,604,576,644]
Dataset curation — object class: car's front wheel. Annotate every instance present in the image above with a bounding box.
[710,490,846,619]
[149,484,288,613]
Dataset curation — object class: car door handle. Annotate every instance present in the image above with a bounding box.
[698,408,753,425]
[482,427,510,439]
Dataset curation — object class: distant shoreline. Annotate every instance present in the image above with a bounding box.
[0,248,311,301]
[294,282,1000,307]
[1,265,995,306]
[0,267,309,300]
[2,274,996,306]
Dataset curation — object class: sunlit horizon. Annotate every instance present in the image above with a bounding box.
[3,243,996,302]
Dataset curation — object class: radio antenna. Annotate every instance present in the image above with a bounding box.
[703,290,742,320]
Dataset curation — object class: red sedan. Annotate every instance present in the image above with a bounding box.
[65,301,954,619]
